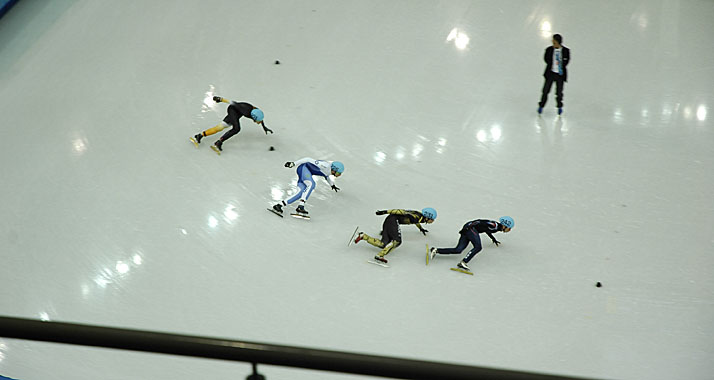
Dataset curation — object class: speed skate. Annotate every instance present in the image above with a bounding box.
[290,212,310,220]
[450,267,473,275]
[347,226,359,247]
[267,208,283,218]
[367,259,389,268]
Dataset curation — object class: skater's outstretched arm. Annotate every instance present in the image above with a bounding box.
[485,231,500,246]
[324,175,336,188]
[415,222,428,235]
[379,209,429,232]
[292,157,315,167]
[259,120,273,134]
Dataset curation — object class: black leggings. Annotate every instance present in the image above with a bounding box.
[220,105,242,141]
[438,229,482,263]
[380,215,402,246]
[539,71,565,108]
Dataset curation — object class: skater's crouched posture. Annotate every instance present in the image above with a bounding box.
[429,217,513,272]
[190,96,272,152]
[271,158,344,217]
[355,208,437,264]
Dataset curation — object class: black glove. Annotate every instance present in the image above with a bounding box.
[263,126,273,134]
[492,239,501,246]
[420,228,428,236]
[284,162,294,168]
[375,210,387,215]
[212,96,223,103]
[331,185,340,192]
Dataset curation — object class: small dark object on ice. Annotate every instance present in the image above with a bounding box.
[269,146,275,151]
[275,60,280,65]
[596,282,602,287]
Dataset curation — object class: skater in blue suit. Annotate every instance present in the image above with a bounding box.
[271,157,344,217]
[429,217,514,272]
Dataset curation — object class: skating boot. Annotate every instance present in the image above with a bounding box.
[190,133,203,147]
[457,261,471,272]
[429,247,438,261]
[354,232,364,244]
[295,204,308,216]
[272,203,283,215]
[538,106,543,114]
[374,255,388,264]
[210,139,223,154]
[558,107,563,115]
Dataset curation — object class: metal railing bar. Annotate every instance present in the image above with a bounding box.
[0,316,600,380]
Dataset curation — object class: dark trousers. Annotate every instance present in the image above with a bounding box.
[380,215,402,246]
[437,228,482,263]
[219,125,241,141]
[539,71,565,108]
[220,105,242,141]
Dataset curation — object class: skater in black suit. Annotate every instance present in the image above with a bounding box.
[538,34,570,115]
[190,96,272,153]
[429,217,513,273]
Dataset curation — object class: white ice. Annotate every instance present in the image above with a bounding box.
[1,1,713,379]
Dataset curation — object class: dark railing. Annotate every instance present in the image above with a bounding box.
[0,316,600,380]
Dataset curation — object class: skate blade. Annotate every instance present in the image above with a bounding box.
[210,145,221,155]
[267,208,283,218]
[367,260,389,268]
[450,267,473,275]
[348,226,359,247]
[189,137,199,147]
[290,213,310,220]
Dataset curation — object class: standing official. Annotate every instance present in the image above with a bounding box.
[538,34,570,115]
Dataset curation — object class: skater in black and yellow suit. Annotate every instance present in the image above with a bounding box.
[190,96,272,153]
[354,208,437,264]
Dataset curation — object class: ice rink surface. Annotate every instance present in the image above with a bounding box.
[1,1,713,379]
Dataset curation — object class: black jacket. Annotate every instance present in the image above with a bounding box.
[543,46,570,82]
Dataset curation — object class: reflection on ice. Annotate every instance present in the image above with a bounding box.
[613,108,624,124]
[116,261,130,274]
[0,340,7,364]
[202,85,217,113]
[394,146,406,161]
[446,28,469,50]
[697,105,707,121]
[374,151,386,165]
[72,137,88,155]
[411,143,423,158]
[270,185,285,201]
[224,204,239,223]
[540,20,552,37]
[476,125,503,143]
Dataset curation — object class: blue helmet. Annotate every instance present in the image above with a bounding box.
[331,161,344,174]
[421,207,437,220]
[499,216,514,229]
[250,108,264,122]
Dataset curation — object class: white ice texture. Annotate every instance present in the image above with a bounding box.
[0,1,713,380]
